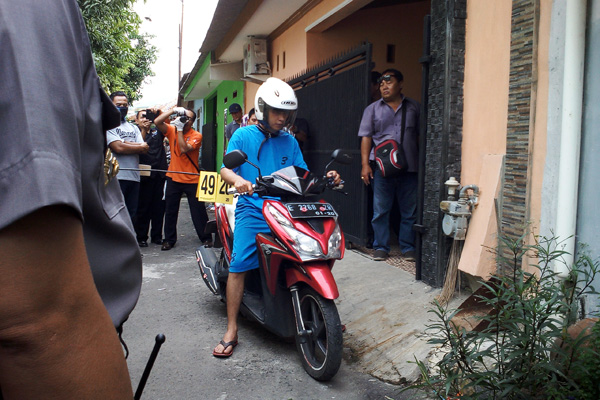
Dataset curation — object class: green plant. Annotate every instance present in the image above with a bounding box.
[78,0,157,100]
[409,234,599,399]
[567,319,600,400]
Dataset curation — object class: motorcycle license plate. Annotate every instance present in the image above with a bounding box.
[285,202,337,218]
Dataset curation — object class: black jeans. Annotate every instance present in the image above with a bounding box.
[163,177,212,245]
[118,179,139,222]
[134,176,166,243]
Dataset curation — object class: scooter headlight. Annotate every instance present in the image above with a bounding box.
[326,222,343,259]
[267,204,294,228]
[266,204,323,261]
[283,226,323,260]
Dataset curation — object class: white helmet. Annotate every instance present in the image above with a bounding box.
[255,77,297,131]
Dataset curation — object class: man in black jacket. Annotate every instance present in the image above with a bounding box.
[135,109,168,247]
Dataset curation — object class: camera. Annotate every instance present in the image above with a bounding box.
[174,108,188,123]
[145,109,158,122]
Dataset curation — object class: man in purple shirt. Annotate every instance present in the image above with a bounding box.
[358,68,420,261]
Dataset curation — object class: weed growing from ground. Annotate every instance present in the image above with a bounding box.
[408,235,599,399]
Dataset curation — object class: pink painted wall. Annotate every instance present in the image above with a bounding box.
[461,1,512,186]
[307,2,429,101]
[458,0,511,279]
[244,82,260,113]
[270,0,430,101]
[270,18,308,79]
[459,0,551,278]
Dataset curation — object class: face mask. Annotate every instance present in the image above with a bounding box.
[117,106,128,121]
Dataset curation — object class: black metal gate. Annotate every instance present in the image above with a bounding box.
[287,42,372,247]
[201,122,217,171]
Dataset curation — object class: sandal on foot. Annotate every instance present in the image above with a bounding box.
[212,339,238,358]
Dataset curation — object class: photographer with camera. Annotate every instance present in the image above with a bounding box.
[154,106,212,251]
[134,109,167,247]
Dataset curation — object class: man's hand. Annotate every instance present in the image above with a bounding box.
[173,107,186,116]
[172,117,185,132]
[139,118,151,130]
[233,177,254,195]
[361,164,373,185]
[221,167,253,195]
[327,170,341,186]
[360,136,374,185]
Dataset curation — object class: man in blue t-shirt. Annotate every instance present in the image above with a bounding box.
[213,78,340,357]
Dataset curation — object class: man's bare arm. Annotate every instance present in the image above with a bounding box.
[109,141,149,154]
[360,136,373,185]
[221,167,254,195]
[154,107,173,134]
[176,130,194,154]
[0,206,133,399]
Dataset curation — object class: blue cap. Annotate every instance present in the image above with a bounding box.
[229,103,242,113]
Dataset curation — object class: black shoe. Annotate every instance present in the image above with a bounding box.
[402,250,416,262]
[373,249,388,261]
[161,242,174,251]
[138,240,148,248]
[202,239,214,248]
[151,238,163,245]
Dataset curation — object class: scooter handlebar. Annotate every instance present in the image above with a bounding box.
[227,184,257,195]
[227,180,345,196]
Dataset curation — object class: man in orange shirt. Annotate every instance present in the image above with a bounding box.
[153,106,212,250]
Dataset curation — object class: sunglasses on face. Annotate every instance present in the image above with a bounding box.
[377,74,396,84]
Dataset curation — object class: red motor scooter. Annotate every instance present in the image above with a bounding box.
[196,149,351,381]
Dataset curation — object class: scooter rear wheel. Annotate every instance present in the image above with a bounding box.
[295,287,343,381]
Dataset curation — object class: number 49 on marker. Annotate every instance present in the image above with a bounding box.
[196,171,233,204]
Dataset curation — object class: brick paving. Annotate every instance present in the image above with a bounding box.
[351,244,416,276]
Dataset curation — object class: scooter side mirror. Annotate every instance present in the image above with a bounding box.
[324,149,352,173]
[223,150,248,169]
[331,149,352,165]
[223,149,263,179]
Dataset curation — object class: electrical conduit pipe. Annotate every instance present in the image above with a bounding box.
[555,0,587,277]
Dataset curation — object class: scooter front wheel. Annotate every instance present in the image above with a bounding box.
[295,287,343,381]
